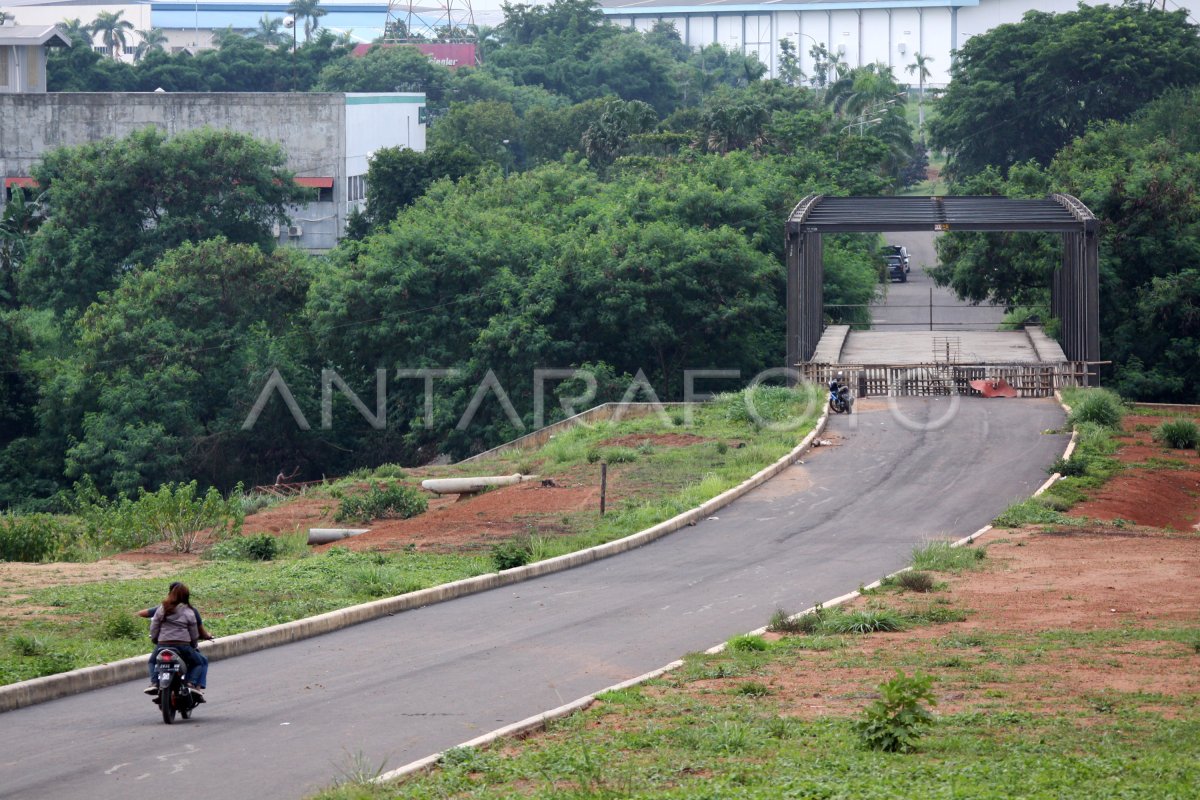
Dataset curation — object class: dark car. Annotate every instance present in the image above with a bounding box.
[886,255,907,283]
[885,244,910,272]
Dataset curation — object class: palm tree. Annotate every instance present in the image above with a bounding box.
[90,10,134,60]
[250,15,290,48]
[286,0,327,43]
[134,28,168,61]
[827,63,901,121]
[58,18,91,46]
[906,53,934,143]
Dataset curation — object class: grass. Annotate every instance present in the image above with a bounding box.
[309,604,1199,800]
[0,386,820,687]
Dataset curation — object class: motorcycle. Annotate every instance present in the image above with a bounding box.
[828,380,854,414]
[151,647,203,724]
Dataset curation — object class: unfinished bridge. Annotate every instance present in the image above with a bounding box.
[786,195,1100,396]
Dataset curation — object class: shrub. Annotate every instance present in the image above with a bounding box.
[335,482,427,524]
[1153,419,1199,449]
[0,513,69,562]
[911,540,986,571]
[1067,388,1124,429]
[767,608,809,634]
[342,563,420,597]
[206,533,280,561]
[491,539,531,571]
[9,633,48,656]
[600,447,638,464]
[1047,456,1090,477]
[372,464,407,479]
[994,499,1070,527]
[894,571,936,593]
[727,634,768,652]
[101,610,143,640]
[854,670,938,752]
[822,609,906,634]
[237,490,279,515]
[73,478,244,553]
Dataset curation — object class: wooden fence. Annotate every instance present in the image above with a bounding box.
[799,362,1094,398]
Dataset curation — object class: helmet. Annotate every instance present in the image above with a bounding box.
[836,371,844,379]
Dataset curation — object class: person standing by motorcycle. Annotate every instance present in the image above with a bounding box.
[144,583,209,697]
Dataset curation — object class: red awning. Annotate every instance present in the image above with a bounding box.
[295,177,334,189]
[4,177,37,189]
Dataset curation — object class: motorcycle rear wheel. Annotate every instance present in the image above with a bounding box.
[160,688,176,724]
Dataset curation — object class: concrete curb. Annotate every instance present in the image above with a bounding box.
[0,407,828,714]
[364,390,1083,791]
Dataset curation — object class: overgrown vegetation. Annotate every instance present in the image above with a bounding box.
[1153,419,1199,450]
[334,483,428,524]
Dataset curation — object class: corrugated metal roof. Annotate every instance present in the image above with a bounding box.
[0,25,72,47]
[788,195,1097,233]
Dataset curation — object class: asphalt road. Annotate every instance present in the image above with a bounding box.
[0,397,1067,800]
[877,231,1006,330]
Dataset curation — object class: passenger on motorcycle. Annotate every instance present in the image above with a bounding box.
[144,582,210,697]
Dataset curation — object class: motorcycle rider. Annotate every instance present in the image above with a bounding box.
[139,581,213,696]
[144,582,210,698]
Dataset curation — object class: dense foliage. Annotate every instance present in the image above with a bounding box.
[932,88,1200,401]
[1,1,918,506]
[930,2,1200,178]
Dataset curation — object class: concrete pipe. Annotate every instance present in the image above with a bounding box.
[420,473,539,495]
[308,528,370,545]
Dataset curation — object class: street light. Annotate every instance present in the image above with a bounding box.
[284,16,297,92]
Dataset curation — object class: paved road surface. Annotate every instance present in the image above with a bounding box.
[1,398,1066,800]
[876,231,1005,330]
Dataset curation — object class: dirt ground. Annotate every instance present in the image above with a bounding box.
[1072,411,1200,530]
[732,526,1200,719]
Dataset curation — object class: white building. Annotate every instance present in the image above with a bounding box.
[599,0,1200,86]
[0,30,427,250]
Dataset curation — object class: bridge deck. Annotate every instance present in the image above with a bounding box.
[839,330,1050,364]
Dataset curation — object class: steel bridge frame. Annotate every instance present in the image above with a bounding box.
[785,194,1100,379]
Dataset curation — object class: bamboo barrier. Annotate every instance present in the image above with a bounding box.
[799,362,1096,398]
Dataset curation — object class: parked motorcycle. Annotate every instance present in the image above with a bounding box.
[828,379,854,414]
[151,647,203,724]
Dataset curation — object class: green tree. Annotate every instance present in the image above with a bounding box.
[90,10,134,60]
[134,28,168,62]
[286,0,327,43]
[61,239,315,494]
[777,39,802,88]
[429,100,522,166]
[930,3,1200,177]
[250,15,290,47]
[21,127,308,315]
[580,98,658,167]
[905,52,933,143]
[314,43,450,96]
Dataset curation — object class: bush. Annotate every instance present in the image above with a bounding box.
[335,482,427,524]
[854,670,938,752]
[1153,419,1199,449]
[372,463,408,479]
[600,447,638,464]
[101,610,143,640]
[491,539,531,571]
[73,478,244,553]
[727,634,768,652]
[768,609,816,633]
[206,533,279,561]
[822,609,906,634]
[911,540,986,572]
[894,571,936,593]
[1047,456,1090,477]
[0,513,69,562]
[1067,388,1124,429]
